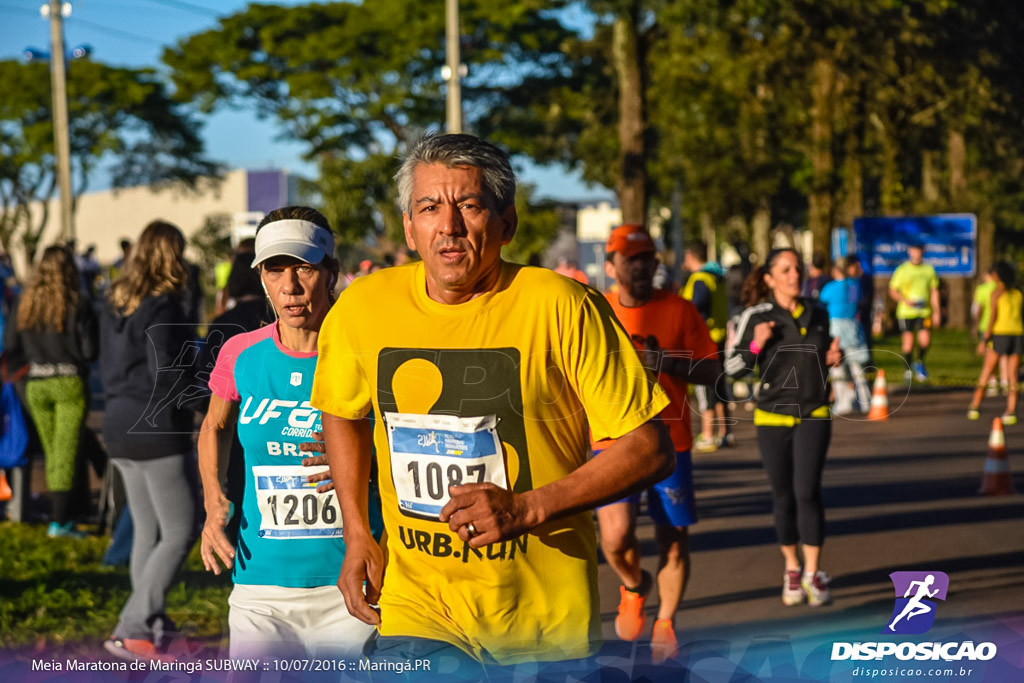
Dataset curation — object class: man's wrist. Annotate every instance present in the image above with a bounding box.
[519,490,546,529]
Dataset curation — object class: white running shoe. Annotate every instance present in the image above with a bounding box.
[802,571,832,607]
[782,569,804,606]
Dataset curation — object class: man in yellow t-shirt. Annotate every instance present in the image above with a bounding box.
[310,134,673,674]
[888,243,940,382]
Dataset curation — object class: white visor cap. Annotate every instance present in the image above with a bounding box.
[251,219,335,269]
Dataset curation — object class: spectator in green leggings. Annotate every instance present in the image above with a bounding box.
[4,245,98,537]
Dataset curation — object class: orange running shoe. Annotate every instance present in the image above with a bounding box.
[614,586,648,641]
[651,619,679,663]
[104,637,175,664]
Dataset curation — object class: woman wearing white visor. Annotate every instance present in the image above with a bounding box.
[198,205,382,659]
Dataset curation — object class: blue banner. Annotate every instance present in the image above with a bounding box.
[853,215,976,277]
[390,426,497,457]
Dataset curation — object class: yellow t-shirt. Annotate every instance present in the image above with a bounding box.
[311,261,669,665]
[973,280,996,334]
[680,269,728,342]
[889,262,939,319]
[992,288,1024,336]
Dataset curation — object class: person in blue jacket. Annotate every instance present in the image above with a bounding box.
[819,257,871,414]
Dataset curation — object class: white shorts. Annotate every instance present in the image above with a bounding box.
[830,318,870,365]
[228,584,375,659]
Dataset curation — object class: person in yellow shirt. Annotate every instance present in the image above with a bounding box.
[968,262,1023,424]
[972,266,1008,396]
[310,134,674,676]
[681,240,733,451]
[888,243,940,382]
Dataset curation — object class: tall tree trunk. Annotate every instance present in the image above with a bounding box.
[948,130,967,206]
[921,150,940,205]
[808,56,835,262]
[839,149,863,231]
[613,4,646,224]
[879,128,902,215]
[752,198,771,262]
[701,211,716,262]
[946,129,970,329]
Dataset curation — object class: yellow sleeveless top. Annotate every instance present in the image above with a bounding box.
[993,288,1024,335]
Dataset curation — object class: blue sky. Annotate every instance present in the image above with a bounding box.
[0,0,613,202]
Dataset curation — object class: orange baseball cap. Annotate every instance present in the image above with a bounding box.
[606,224,655,258]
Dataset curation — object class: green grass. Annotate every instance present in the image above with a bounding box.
[870,327,982,387]
[0,522,231,650]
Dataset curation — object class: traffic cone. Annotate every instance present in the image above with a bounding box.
[867,369,890,421]
[979,417,1015,496]
[0,471,11,502]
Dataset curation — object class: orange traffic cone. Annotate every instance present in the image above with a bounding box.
[867,369,890,421]
[979,417,1014,495]
[0,471,11,502]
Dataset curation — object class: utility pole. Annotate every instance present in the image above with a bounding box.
[444,0,462,133]
[48,0,74,243]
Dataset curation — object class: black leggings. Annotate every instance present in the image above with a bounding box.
[756,419,831,546]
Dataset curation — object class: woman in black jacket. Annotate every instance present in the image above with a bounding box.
[100,220,198,662]
[5,245,98,537]
[725,248,841,608]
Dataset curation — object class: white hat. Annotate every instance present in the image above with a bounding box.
[251,219,335,269]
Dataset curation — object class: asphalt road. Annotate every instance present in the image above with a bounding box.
[13,387,1024,681]
[595,388,1024,681]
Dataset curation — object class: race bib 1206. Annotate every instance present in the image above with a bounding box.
[252,465,342,539]
[385,412,508,520]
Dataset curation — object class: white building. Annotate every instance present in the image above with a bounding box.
[24,169,297,268]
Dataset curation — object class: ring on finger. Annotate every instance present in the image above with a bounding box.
[465,522,479,538]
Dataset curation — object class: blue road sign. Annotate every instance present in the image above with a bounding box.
[853,214,976,277]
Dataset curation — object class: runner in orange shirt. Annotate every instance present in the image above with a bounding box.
[595,224,721,663]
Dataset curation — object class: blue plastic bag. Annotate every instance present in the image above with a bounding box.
[0,383,28,468]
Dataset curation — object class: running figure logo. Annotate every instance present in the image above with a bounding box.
[417,431,440,454]
[884,571,949,635]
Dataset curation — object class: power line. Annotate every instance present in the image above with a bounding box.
[141,0,221,18]
[71,17,162,45]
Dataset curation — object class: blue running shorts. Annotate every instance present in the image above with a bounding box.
[596,450,698,527]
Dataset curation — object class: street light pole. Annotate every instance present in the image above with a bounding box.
[48,0,74,243]
[445,0,462,134]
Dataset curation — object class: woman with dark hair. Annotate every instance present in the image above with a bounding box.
[725,248,841,607]
[4,245,98,537]
[101,220,198,662]
[968,261,1022,424]
[198,206,381,660]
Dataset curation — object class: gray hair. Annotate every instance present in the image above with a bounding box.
[395,133,517,215]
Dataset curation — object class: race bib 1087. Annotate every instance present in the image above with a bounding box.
[385,412,508,520]
[252,465,343,539]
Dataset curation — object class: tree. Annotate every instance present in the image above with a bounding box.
[0,59,221,265]
[482,1,664,226]
[163,0,578,245]
[503,185,563,264]
[188,212,233,317]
